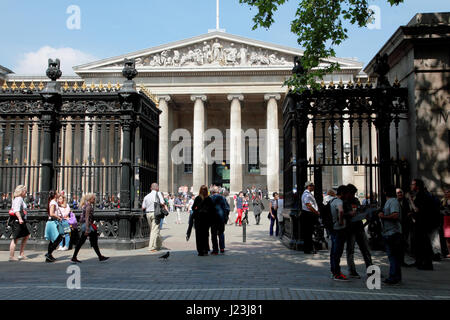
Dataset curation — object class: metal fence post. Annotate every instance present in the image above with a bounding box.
[116,58,138,250]
[242,215,246,242]
[39,59,62,209]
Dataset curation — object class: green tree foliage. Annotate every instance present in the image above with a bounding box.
[239,0,404,92]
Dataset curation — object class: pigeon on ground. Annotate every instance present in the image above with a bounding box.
[159,251,170,260]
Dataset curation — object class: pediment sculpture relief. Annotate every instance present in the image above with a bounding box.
[107,39,292,68]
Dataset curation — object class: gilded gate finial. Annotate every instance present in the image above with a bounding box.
[2,80,8,90]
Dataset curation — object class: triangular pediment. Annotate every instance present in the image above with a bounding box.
[74,31,362,73]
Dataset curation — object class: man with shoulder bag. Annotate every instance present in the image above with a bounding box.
[142,183,169,253]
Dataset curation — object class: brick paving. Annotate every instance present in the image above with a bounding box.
[1,210,449,300]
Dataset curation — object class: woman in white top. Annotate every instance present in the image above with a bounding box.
[9,185,31,262]
[57,194,72,251]
[44,190,63,262]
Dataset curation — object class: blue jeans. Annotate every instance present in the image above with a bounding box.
[59,233,70,249]
[384,233,403,282]
[211,223,225,252]
[330,229,347,275]
[270,215,279,236]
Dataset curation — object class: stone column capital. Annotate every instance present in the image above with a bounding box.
[227,94,244,102]
[190,95,207,102]
[264,93,281,101]
[157,95,171,102]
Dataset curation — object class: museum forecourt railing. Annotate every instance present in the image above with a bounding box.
[0,58,160,250]
[281,55,409,251]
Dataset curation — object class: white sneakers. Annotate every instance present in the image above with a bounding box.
[57,246,68,251]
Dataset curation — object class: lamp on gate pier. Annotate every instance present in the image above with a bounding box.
[344,142,351,164]
[316,143,324,163]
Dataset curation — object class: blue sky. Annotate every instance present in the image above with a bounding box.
[1,0,448,75]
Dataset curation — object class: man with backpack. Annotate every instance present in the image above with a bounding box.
[329,185,350,281]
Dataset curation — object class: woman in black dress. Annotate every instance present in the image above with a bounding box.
[8,185,31,261]
[186,185,215,256]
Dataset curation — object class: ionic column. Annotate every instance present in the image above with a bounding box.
[157,95,171,194]
[228,94,244,195]
[307,120,314,183]
[65,120,73,196]
[342,114,353,185]
[265,94,280,195]
[29,117,39,194]
[191,95,207,194]
[371,116,378,195]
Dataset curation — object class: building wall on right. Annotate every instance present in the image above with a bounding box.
[364,12,450,196]
[410,43,449,193]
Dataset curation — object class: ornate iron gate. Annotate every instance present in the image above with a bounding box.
[282,55,409,251]
[0,59,160,250]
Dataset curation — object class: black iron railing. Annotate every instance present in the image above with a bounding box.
[0,58,159,250]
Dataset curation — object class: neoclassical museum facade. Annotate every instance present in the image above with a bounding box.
[2,31,366,196]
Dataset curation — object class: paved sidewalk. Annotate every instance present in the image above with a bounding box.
[1,211,449,300]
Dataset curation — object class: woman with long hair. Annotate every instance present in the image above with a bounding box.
[8,185,31,261]
[71,193,109,263]
[186,185,214,256]
[56,194,71,251]
[44,190,64,262]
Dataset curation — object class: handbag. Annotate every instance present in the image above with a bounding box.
[56,221,65,235]
[61,220,71,234]
[154,192,168,219]
[68,211,77,226]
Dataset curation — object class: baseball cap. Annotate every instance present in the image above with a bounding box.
[304,181,315,188]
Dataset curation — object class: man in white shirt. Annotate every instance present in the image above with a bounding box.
[142,183,168,252]
[301,181,320,254]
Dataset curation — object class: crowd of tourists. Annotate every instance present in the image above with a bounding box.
[300,179,450,285]
[142,183,230,256]
[7,179,449,284]
[7,185,109,263]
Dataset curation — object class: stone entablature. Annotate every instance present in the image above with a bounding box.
[73,31,363,75]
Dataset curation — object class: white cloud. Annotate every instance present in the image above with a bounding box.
[14,46,97,76]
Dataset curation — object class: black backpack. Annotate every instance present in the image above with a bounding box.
[321,198,336,231]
